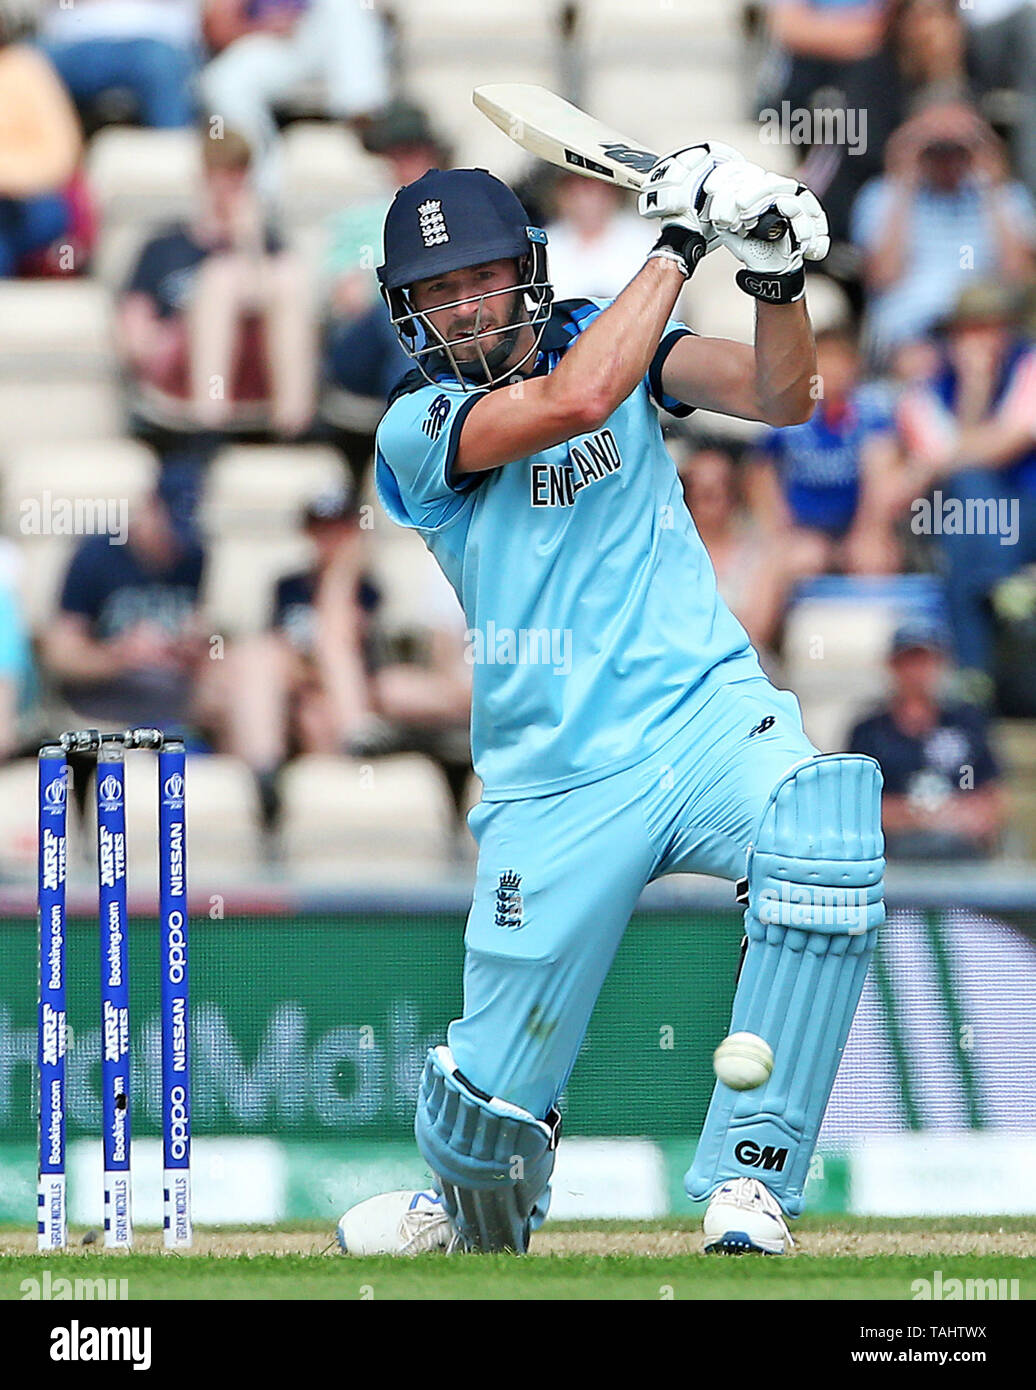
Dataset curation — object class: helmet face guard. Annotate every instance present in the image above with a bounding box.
[382,232,554,391]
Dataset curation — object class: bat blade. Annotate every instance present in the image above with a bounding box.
[473,83,655,192]
[472,82,789,243]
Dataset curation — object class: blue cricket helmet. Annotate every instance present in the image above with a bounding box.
[377,167,553,388]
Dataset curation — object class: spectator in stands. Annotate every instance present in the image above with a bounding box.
[0,24,81,276]
[322,102,451,414]
[963,0,1036,198]
[40,481,213,731]
[672,437,774,654]
[542,171,654,300]
[757,0,888,118]
[852,100,1036,362]
[895,280,1036,699]
[0,540,33,761]
[199,0,390,196]
[849,617,1004,859]
[802,0,971,247]
[116,127,316,439]
[223,487,470,823]
[744,324,903,647]
[38,0,199,130]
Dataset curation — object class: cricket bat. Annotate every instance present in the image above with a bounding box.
[472,82,789,243]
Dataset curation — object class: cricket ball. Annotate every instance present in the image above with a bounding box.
[713,1031,774,1091]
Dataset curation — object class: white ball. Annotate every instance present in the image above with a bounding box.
[713,1032,774,1091]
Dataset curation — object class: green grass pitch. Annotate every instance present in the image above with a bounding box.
[1,1217,1032,1300]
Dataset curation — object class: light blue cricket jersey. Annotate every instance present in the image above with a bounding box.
[375,297,763,800]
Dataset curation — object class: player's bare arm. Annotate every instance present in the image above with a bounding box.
[660,303,816,426]
[642,144,829,426]
[447,255,687,475]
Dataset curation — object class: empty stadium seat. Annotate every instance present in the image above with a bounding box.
[201,444,346,536]
[16,536,76,633]
[0,758,49,878]
[82,751,265,889]
[403,61,562,182]
[279,123,387,224]
[783,576,947,752]
[578,0,739,47]
[367,526,453,641]
[201,533,314,636]
[0,281,115,369]
[1,439,157,536]
[587,68,750,147]
[2,438,156,622]
[86,127,202,221]
[0,378,125,444]
[388,0,560,43]
[279,752,456,883]
[86,128,202,289]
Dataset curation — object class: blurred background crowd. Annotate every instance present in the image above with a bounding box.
[0,0,1034,882]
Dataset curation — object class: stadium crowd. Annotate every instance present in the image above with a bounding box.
[0,0,1033,870]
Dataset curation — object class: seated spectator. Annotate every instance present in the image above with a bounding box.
[542,171,654,301]
[322,102,451,414]
[672,437,774,654]
[38,0,199,130]
[0,25,81,276]
[745,324,902,646]
[0,539,34,761]
[199,0,389,196]
[852,100,1036,362]
[39,482,214,731]
[116,127,316,438]
[223,488,470,822]
[895,280,1036,698]
[802,0,971,247]
[964,0,1036,198]
[849,618,1004,859]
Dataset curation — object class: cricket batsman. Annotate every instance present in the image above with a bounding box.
[336,145,885,1256]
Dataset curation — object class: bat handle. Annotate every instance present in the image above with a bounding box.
[751,209,790,243]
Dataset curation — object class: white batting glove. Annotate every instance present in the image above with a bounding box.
[700,161,829,302]
[638,143,746,278]
[638,142,748,236]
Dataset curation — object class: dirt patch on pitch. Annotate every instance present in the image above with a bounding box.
[530,1229,1035,1258]
[2,1228,1032,1258]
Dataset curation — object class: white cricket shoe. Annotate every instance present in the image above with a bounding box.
[702,1177,794,1255]
[336,1189,460,1255]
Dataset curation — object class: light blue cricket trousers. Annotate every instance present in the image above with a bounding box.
[448,671,819,1117]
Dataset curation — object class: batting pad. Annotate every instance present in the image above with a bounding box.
[685,755,885,1217]
[416,1046,559,1252]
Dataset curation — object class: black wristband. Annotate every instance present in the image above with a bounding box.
[651,224,708,278]
[735,265,806,304]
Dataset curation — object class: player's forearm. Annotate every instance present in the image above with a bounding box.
[545,257,685,426]
[753,301,816,427]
